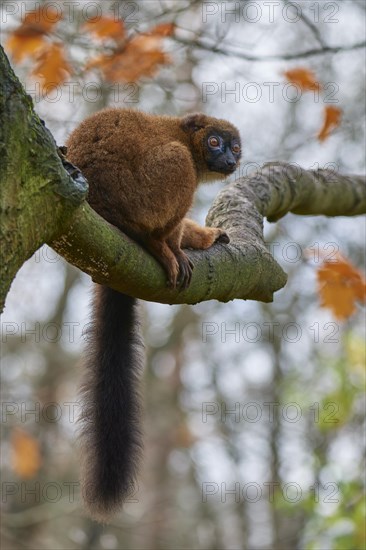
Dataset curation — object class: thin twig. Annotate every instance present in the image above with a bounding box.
[174,35,366,62]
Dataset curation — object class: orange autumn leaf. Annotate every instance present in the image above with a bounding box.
[11,428,41,479]
[317,256,366,320]
[5,7,62,62]
[148,23,175,37]
[31,43,72,91]
[21,7,62,32]
[128,34,170,58]
[317,105,342,142]
[87,35,170,83]
[82,16,125,43]
[6,34,46,63]
[284,67,321,92]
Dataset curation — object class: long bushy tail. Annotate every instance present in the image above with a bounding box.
[79,285,144,522]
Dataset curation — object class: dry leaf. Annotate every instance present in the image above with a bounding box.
[11,428,41,479]
[284,67,321,92]
[317,105,342,141]
[31,43,72,91]
[21,8,62,32]
[82,16,125,44]
[317,256,366,320]
[87,34,170,83]
[6,34,46,62]
[5,7,62,62]
[148,23,175,37]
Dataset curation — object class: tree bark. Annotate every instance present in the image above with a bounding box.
[0,45,87,311]
[1,45,365,312]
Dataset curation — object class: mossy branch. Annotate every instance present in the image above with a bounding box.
[1,44,365,311]
[50,165,366,306]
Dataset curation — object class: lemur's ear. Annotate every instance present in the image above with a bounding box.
[181,113,207,133]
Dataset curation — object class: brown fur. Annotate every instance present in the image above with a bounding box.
[66,108,240,287]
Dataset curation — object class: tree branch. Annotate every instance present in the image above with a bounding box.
[50,163,366,306]
[174,34,366,62]
[284,0,327,48]
[1,45,365,312]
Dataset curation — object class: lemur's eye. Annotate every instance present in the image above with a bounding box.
[232,144,241,154]
[208,136,220,147]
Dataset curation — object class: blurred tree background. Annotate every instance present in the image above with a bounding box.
[1,1,365,549]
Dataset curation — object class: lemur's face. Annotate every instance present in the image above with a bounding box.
[204,127,241,175]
